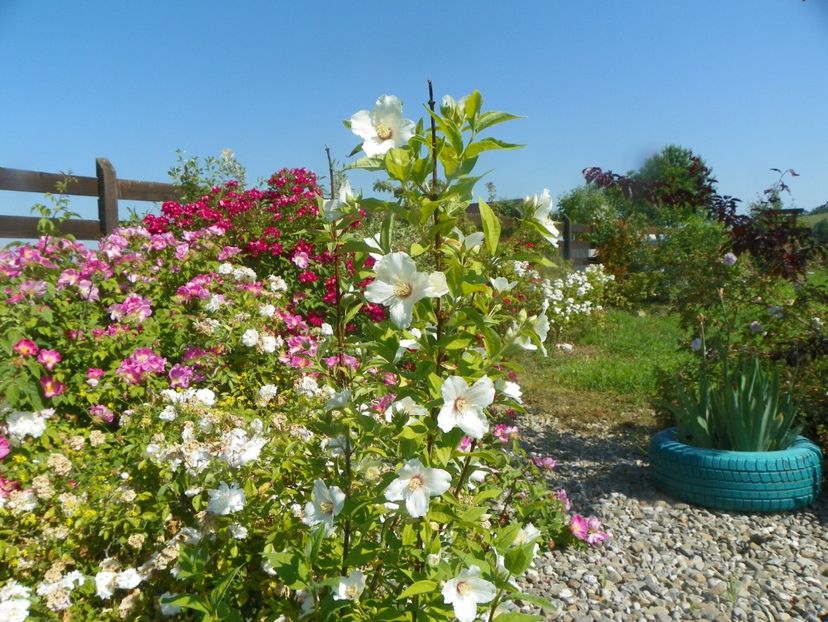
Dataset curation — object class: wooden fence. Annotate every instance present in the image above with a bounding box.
[0,163,597,267]
[0,158,179,239]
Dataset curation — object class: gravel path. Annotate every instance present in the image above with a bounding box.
[518,413,828,621]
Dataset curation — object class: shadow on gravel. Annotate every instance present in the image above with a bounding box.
[522,420,828,522]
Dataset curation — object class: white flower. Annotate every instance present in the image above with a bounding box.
[500,380,523,404]
[158,405,177,421]
[320,322,334,336]
[525,188,560,246]
[325,389,351,411]
[205,294,225,312]
[441,565,496,622]
[220,427,267,468]
[350,95,415,157]
[384,458,451,518]
[160,592,183,616]
[0,580,31,622]
[195,388,216,407]
[207,482,246,515]
[94,571,117,599]
[259,304,276,318]
[365,252,445,329]
[6,411,46,443]
[217,262,233,275]
[453,227,485,251]
[333,570,366,601]
[268,275,288,292]
[229,523,248,539]
[437,376,495,439]
[258,384,279,404]
[114,568,143,590]
[384,396,428,424]
[261,335,278,354]
[394,328,422,362]
[556,342,574,354]
[489,276,516,293]
[302,479,345,535]
[322,179,354,223]
[242,329,259,347]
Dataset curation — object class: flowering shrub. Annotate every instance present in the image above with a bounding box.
[0,86,607,621]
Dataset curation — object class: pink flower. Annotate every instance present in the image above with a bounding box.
[218,245,242,260]
[37,349,62,370]
[77,279,100,301]
[493,424,519,443]
[556,489,571,511]
[570,514,588,540]
[40,376,65,398]
[89,404,115,424]
[168,364,193,388]
[570,514,608,546]
[458,436,473,452]
[13,339,39,357]
[87,368,105,387]
[531,455,557,470]
[0,435,9,461]
[292,251,310,269]
[109,294,153,323]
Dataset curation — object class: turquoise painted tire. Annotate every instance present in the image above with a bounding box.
[649,428,823,512]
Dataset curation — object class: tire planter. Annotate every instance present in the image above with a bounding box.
[649,427,823,513]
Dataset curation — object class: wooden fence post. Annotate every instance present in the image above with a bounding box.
[96,157,118,236]
[561,213,572,261]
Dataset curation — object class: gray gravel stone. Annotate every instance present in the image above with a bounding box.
[516,413,828,620]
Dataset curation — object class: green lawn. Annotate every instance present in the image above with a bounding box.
[518,308,691,431]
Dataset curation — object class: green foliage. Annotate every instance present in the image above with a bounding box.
[167,148,247,203]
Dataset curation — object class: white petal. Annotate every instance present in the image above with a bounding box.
[384,478,408,502]
[424,271,449,297]
[389,300,414,328]
[453,596,478,622]
[330,486,346,514]
[437,405,458,433]
[424,467,451,496]
[467,577,496,602]
[441,376,467,404]
[350,110,376,141]
[441,578,459,604]
[405,488,429,518]
[466,376,495,408]
[458,409,489,439]
[375,252,417,282]
[365,280,397,305]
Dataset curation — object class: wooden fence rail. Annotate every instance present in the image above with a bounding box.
[0,158,179,239]
[0,162,597,267]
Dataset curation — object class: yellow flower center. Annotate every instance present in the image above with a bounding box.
[376,124,393,140]
[393,281,414,299]
[345,584,360,599]
[454,396,469,414]
[408,475,424,491]
[320,501,334,515]
[456,580,471,596]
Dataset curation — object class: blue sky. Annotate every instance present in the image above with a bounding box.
[2,1,827,223]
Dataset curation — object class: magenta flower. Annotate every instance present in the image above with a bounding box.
[493,424,519,443]
[168,364,193,388]
[89,404,115,424]
[37,349,62,370]
[457,436,473,452]
[109,294,153,323]
[556,489,571,511]
[40,376,65,398]
[531,455,557,470]
[292,251,310,269]
[0,435,10,461]
[570,514,588,540]
[570,514,608,546]
[13,338,39,357]
[87,368,105,387]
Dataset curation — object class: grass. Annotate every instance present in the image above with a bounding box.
[517,307,691,431]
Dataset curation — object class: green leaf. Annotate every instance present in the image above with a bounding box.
[397,580,438,600]
[163,593,211,615]
[504,543,536,577]
[478,199,501,256]
[385,148,412,182]
[465,138,524,159]
[464,90,483,120]
[476,111,522,132]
